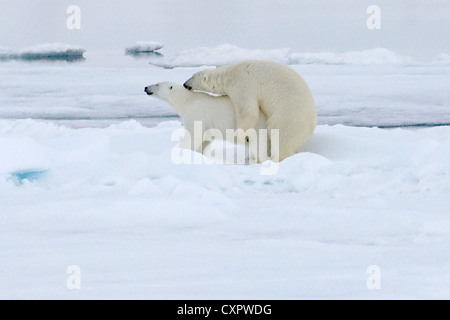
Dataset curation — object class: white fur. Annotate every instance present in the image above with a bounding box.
[145,82,268,162]
[184,60,318,161]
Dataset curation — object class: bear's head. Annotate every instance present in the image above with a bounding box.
[183,69,221,94]
[145,82,182,101]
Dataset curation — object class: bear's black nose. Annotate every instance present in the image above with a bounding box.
[183,83,192,90]
[144,87,153,95]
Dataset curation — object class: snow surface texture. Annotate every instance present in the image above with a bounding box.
[0,119,449,299]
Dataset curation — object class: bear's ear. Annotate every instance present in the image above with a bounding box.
[203,75,207,82]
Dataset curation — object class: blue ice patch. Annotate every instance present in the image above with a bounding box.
[9,169,48,185]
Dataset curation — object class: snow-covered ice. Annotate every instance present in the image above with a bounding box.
[0,119,449,299]
[1,45,450,299]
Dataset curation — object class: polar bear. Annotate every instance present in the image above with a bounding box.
[183,60,317,162]
[144,82,268,162]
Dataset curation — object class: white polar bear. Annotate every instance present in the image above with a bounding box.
[144,82,268,162]
[183,60,317,162]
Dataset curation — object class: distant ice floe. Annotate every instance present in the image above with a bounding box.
[150,44,292,68]
[2,42,448,67]
[149,44,417,68]
[125,41,164,58]
[0,43,85,62]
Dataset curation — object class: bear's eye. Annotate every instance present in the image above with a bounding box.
[169,86,173,90]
